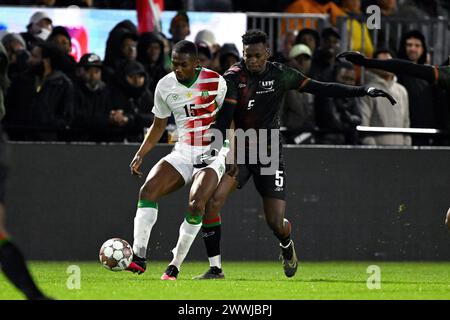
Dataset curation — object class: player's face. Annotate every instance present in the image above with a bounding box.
[172,51,199,83]
[243,43,269,74]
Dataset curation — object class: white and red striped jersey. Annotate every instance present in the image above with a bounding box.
[152,67,227,147]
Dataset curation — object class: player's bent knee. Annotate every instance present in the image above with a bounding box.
[188,198,206,216]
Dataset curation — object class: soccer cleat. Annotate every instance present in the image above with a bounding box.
[126,255,147,274]
[161,264,179,280]
[279,240,298,278]
[192,266,225,280]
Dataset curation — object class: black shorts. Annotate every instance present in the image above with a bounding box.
[235,156,286,200]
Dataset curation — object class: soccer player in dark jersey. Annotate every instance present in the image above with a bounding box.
[193,30,396,279]
[337,51,450,90]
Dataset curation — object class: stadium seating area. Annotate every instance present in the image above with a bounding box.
[0,0,449,145]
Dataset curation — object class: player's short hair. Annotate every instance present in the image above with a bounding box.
[172,40,198,58]
[242,29,268,46]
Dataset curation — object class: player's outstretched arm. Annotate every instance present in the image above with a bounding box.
[130,117,168,178]
[337,51,436,83]
[302,79,397,105]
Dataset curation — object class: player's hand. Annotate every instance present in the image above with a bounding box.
[365,87,397,105]
[130,154,144,178]
[336,51,367,66]
[445,207,450,230]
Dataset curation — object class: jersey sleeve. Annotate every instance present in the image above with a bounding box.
[282,65,310,91]
[223,68,239,104]
[215,75,228,107]
[151,82,171,118]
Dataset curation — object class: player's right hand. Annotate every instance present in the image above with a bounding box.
[336,51,366,66]
[130,154,144,178]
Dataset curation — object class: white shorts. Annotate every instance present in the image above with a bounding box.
[159,142,229,185]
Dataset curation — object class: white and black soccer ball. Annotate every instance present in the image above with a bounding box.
[99,238,133,271]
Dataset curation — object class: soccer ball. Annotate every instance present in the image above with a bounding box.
[99,238,133,271]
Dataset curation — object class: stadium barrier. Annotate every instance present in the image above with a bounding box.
[6,142,450,261]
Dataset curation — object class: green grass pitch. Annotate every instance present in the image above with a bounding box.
[1,261,449,300]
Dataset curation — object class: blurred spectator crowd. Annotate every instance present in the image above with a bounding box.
[0,0,449,146]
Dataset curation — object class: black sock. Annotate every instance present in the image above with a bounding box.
[0,241,46,300]
[202,225,221,258]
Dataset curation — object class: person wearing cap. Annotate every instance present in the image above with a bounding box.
[108,60,154,142]
[72,53,116,142]
[196,41,212,69]
[20,11,53,51]
[47,26,77,80]
[218,43,240,75]
[194,30,216,52]
[1,33,30,78]
[309,27,341,82]
[281,43,316,144]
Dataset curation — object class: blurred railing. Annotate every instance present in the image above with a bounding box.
[246,12,330,54]
[337,15,450,64]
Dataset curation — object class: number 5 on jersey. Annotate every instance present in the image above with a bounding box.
[275,170,284,187]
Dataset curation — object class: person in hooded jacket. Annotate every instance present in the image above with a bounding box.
[103,20,139,84]
[109,60,154,142]
[137,32,168,94]
[396,30,439,145]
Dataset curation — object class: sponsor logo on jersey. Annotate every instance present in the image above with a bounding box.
[171,94,179,101]
[238,83,247,88]
[274,187,284,192]
[257,80,275,94]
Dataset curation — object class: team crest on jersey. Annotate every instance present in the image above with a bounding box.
[201,90,209,100]
[186,92,193,98]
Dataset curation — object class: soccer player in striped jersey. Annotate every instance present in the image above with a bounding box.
[126,40,234,280]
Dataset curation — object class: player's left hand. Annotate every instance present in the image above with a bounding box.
[130,154,144,178]
[365,87,397,105]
